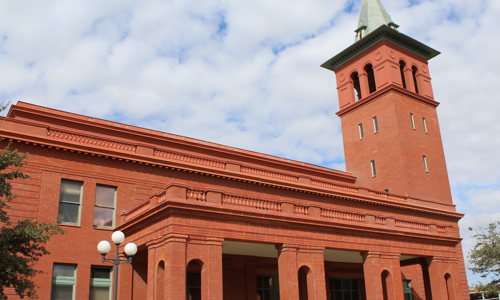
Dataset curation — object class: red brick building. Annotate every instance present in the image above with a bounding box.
[2,1,468,299]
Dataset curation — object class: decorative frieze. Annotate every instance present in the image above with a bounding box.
[311,179,358,193]
[222,194,281,212]
[154,149,226,169]
[47,129,136,152]
[321,208,365,223]
[241,166,299,182]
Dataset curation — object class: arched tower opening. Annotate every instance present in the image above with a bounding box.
[351,72,362,100]
[412,66,419,94]
[156,261,165,300]
[365,64,377,93]
[399,60,407,89]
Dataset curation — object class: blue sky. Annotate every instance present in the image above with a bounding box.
[1,0,499,286]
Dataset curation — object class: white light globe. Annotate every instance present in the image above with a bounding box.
[124,243,138,256]
[111,231,125,244]
[97,240,111,254]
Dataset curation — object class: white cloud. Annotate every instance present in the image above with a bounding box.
[0,0,499,286]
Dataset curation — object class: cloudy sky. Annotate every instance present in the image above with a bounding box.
[0,0,498,285]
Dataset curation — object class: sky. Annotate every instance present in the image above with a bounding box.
[0,0,499,286]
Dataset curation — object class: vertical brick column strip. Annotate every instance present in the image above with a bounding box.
[246,261,257,300]
[297,246,327,300]
[276,244,300,300]
[362,251,404,300]
[147,234,188,300]
[147,246,156,300]
[186,236,224,300]
[426,256,462,300]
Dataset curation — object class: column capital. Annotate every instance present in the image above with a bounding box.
[147,233,188,249]
[275,243,299,253]
[298,245,325,254]
[361,251,400,261]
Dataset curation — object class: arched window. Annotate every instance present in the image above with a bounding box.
[156,261,165,300]
[187,260,203,300]
[399,61,407,89]
[381,270,392,300]
[298,266,311,300]
[412,66,419,94]
[351,72,362,100]
[365,64,377,93]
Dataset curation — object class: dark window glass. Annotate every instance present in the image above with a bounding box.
[365,64,377,93]
[187,271,201,300]
[403,280,412,300]
[330,278,361,300]
[90,266,112,300]
[257,275,280,300]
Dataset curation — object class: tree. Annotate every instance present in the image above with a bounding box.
[0,128,65,298]
[468,221,500,290]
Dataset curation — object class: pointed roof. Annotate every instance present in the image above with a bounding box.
[355,0,399,40]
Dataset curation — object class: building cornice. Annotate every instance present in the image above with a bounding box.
[321,25,440,72]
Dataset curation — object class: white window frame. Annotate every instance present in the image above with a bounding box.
[410,113,415,130]
[358,123,364,139]
[58,179,83,225]
[89,266,113,300]
[373,116,379,133]
[370,160,376,177]
[423,117,428,133]
[51,264,77,300]
[423,156,429,172]
[93,185,117,228]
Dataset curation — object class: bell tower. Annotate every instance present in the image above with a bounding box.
[322,0,453,207]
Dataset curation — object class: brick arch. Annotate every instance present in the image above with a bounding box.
[298,265,313,300]
[445,273,456,300]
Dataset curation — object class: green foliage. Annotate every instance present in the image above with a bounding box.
[469,221,500,288]
[0,140,65,299]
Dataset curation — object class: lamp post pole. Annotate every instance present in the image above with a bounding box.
[97,231,137,300]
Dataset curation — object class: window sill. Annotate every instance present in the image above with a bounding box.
[93,226,114,231]
[57,223,81,228]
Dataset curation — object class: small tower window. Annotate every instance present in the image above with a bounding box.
[410,113,415,129]
[423,156,429,172]
[370,160,377,177]
[351,72,362,101]
[373,116,379,133]
[399,61,407,89]
[365,64,377,94]
[412,66,419,94]
[423,118,428,133]
[358,123,364,139]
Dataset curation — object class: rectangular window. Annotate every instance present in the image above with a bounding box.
[329,278,361,300]
[403,280,413,300]
[373,116,379,133]
[187,271,201,300]
[51,264,77,300]
[423,156,428,172]
[423,118,428,133]
[358,123,364,139]
[410,113,415,129]
[90,266,112,300]
[57,180,83,225]
[94,185,116,228]
[370,160,376,177]
[257,275,280,300]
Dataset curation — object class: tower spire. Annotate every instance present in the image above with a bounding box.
[355,0,399,41]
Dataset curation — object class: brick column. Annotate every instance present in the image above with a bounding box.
[186,236,224,300]
[426,257,462,300]
[276,244,300,300]
[246,261,257,300]
[362,252,404,300]
[147,234,188,300]
[358,73,370,99]
[297,246,327,300]
[147,246,156,300]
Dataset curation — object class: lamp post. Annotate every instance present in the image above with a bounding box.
[97,231,137,300]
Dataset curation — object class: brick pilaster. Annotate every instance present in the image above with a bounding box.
[362,251,404,300]
[276,244,300,300]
